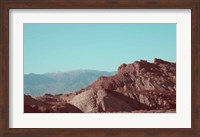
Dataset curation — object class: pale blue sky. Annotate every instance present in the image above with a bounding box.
[24,24,176,74]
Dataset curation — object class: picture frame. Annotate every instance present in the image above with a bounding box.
[0,0,199,137]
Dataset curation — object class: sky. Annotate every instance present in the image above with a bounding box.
[24,23,176,74]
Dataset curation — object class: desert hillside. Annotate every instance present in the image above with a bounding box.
[24,58,176,113]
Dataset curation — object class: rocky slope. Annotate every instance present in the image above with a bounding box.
[24,58,176,113]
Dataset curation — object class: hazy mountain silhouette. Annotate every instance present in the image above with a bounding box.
[24,70,116,96]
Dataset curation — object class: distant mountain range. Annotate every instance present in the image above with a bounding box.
[24,70,116,96]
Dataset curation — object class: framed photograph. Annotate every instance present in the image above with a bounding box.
[0,0,200,137]
[23,23,177,114]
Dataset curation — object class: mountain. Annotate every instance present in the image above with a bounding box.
[24,70,116,96]
[24,59,176,113]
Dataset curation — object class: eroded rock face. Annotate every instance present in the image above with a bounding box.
[24,59,176,113]
[69,89,97,112]
[90,60,176,97]
[69,89,134,112]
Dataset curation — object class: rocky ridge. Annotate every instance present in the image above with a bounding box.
[24,58,176,113]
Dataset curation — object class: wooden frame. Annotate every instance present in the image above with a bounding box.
[0,0,199,137]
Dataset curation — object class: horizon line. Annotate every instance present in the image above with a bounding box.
[24,58,176,75]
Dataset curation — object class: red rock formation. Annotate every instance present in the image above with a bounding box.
[24,59,176,113]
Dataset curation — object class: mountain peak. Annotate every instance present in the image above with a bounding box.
[154,58,174,64]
